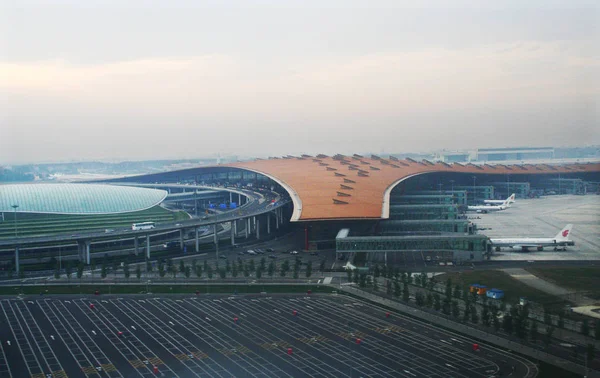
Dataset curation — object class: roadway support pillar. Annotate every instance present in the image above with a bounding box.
[146,234,151,259]
[230,221,235,246]
[267,213,271,234]
[238,193,242,204]
[245,219,250,239]
[213,224,218,245]
[179,229,184,251]
[253,216,256,232]
[384,252,387,266]
[255,217,260,240]
[275,210,279,230]
[15,247,19,274]
[195,227,200,253]
[81,240,91,265]
[230,192,233,203]
[134,237,139,255]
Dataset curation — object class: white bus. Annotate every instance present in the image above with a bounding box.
[132,222,156,231]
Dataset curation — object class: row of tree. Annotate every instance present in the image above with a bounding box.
[92,256,319,281]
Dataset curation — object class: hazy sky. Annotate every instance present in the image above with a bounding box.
[1,0,599,164]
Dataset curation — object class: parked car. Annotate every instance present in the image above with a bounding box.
[268,255,277,259]
[219,255,228,259]
[163,241,180,249]
[290,250,298,255]
[266,248,274,252]
[310,252,318,256]
[238,251,245,255]
[247,250,257,255]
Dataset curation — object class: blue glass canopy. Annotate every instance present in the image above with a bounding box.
[0,184,167,214]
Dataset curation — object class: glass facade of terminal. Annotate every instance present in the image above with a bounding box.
[390,195,454,205]
[488,182,530,198]
[389,204,459,220]
[336,235,489,253]
[454,186,494,204]
[380,220,474,234]
[409,190,468,206]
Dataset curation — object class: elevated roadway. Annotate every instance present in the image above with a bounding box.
[1,184,290,271]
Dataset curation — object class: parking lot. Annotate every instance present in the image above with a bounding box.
[0,294,536,377]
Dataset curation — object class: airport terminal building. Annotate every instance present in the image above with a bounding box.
[100,154,599,264]
[1,154,599,270]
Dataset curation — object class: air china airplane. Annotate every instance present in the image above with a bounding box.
[489,224,574,252]
[467,195,512,213]
[484,193,516,205]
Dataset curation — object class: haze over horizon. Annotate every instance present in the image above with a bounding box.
[1,0,599,165]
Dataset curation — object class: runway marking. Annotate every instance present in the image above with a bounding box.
[129,359,145,368]
[218,346,251,356]
[174,353,190,361]
[336,331,367,340]
[101,363,116,372]
[372,325,403,334]
[259,341,288,351]
[147,356,164,366]
[51,370,68,377]
[81,365,99,375]
[191,350,208,360]
[296,335,328,344]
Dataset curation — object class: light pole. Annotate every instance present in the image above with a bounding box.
[11,204,18,238]
[11,204,19,274]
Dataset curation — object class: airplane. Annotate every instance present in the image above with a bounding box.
[343,261,357,271]
[489,224,574,252]
[484,193,516,205]
[467,196,512,213]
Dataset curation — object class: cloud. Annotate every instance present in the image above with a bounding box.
[1,40,597,116]
[0,40,598,163]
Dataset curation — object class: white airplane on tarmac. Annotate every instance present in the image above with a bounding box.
[467,195,512,213]
[484,193,516,205]
[489,224,574,252]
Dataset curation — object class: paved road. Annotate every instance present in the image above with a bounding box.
[0,294,536,377]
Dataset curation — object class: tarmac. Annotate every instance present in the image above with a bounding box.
[476,194,600,261]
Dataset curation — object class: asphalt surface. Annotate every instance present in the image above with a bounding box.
[0,294,537,378]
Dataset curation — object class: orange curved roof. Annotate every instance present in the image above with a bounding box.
[227,156,600,221]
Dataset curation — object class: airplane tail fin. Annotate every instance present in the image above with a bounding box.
[503,196,512,208]
[555,224,573,240]
[509,193,516,203]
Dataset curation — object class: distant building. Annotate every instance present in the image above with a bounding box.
[476,147,554,162]
[435,151,471,163]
